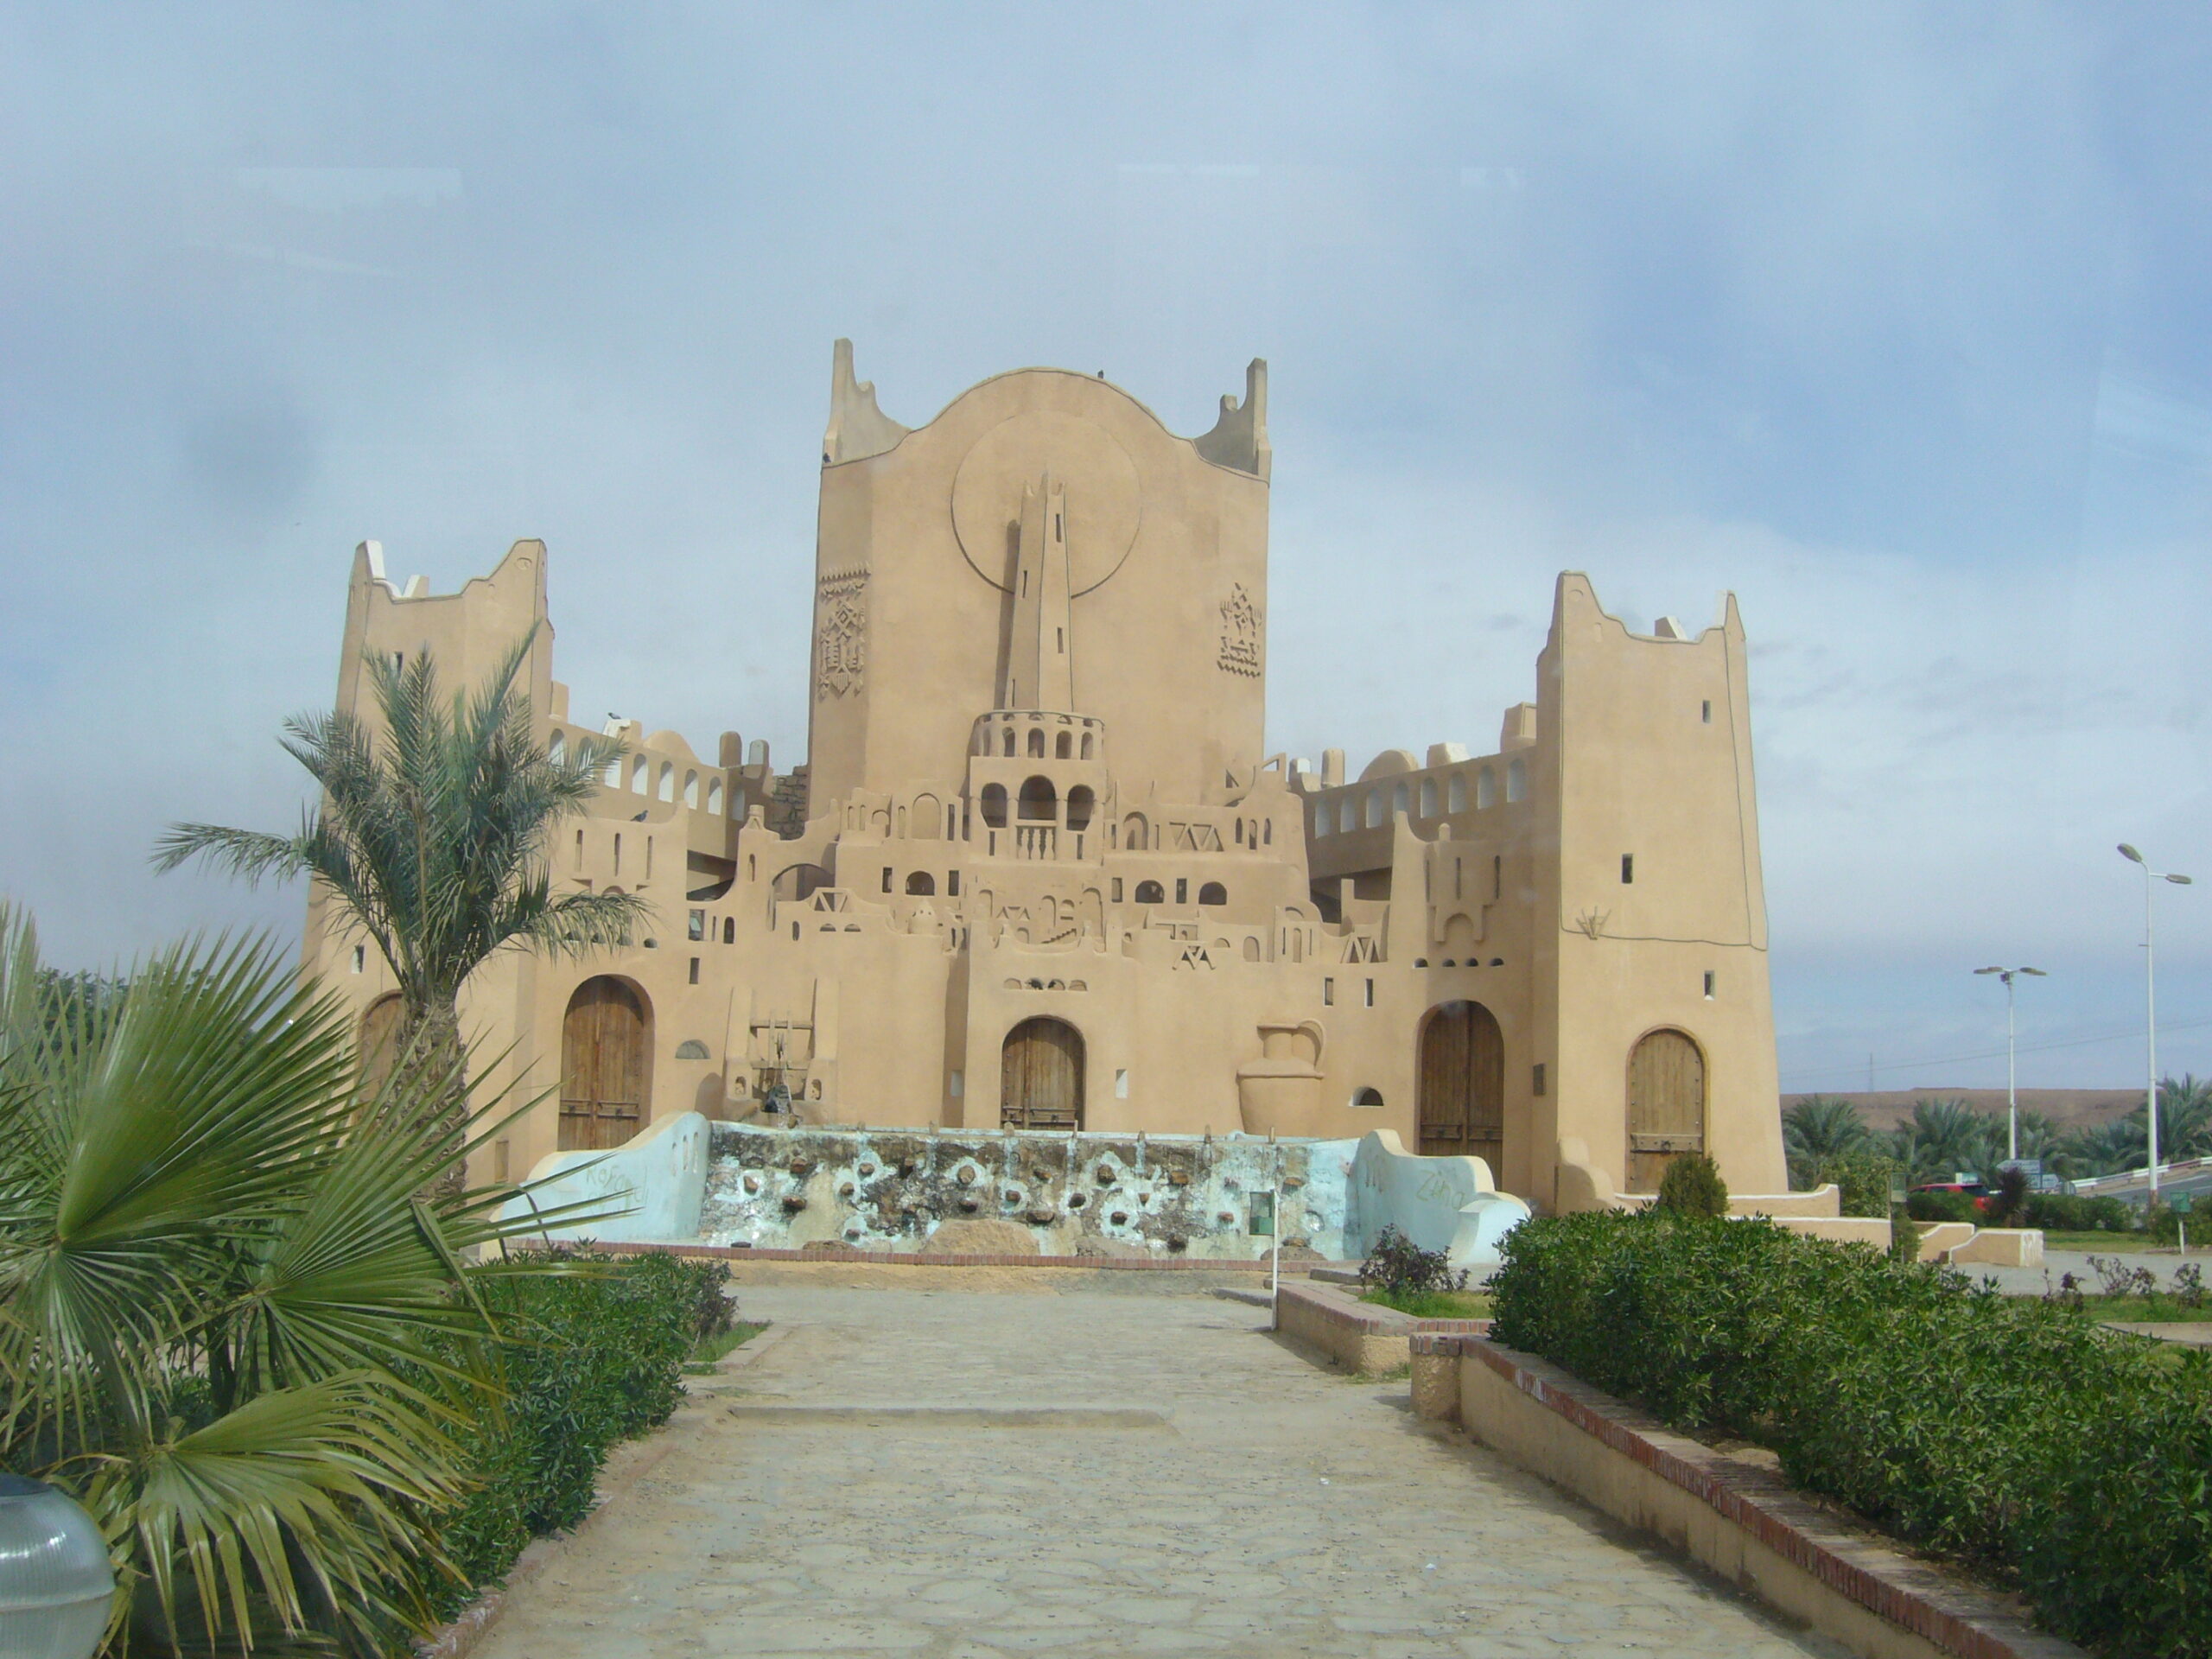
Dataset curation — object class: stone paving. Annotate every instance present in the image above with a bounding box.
[472,1279,1845,1658]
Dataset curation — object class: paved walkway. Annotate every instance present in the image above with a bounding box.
[473,1278,1842,1658]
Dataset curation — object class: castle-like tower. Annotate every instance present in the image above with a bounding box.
[305,345,1784,1218]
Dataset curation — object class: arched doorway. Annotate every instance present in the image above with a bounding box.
[561,977,652,1150]
[358,993,404,1098]
[1417,1000,1504,1166]
[1001,1016,1084,1132]
[1627,1028,1705,1191]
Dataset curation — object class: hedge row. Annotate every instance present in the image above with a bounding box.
[1491,1212,2212,1658]
[415,1249,732,1628]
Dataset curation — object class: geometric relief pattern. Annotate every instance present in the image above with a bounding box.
[1217,581,1262,677]
[816,568,869,699]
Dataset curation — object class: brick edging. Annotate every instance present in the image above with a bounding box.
[1277,1279,1491,1336]
[1413,1335,2075,1659]
[600,1240,1294,1271]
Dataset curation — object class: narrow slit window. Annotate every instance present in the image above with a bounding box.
[1175,877,1188,906]
[688,957,701,985]
[1363,977,1375,1007]
[948,871,961,896]
[882,867,893,893]
[1701,699,1713,723]
[1703,970,1716,999]
[1323,977,1335,1007]
[351,944,365,975]
[1533,1062,1547,1096]
[1621,854,1634,884]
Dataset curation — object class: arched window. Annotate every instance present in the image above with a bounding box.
[548,731,566,766]
[1198,881,1227,906]
[1019,776,1055,820]
[1027,726,1046,758]
[658,762,676,802]
[1393,781,1410,818]
[1263,821,1271,845]
[981,784,1008,828]
[1476,766,1497,810]
[1055,730,1072,759]
[1001,727,1016,758]
[1351,1087,1384,1108]
[1235,818,1244,846]
[1123,814,1148,851]
[1134,880,1166,905]
[906,872,937,895]
[1448,772,1468,813]
[912,792,942,839]
[604,755,622,787]
[1313,806,1331,838]
[631,757,649,794]
[1243,937,1261,961]
[1420,779,1437,817]
[1080,732,1094,760]
[1365,789,1384,829]
[1066,785,1095,831]
[722,918,734,943]
[683,770,699,808]
[1507,757,1526,803]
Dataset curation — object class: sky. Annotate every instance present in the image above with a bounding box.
[4,4,2211,1095]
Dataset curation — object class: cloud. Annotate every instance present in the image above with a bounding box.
[2,3,2209,1089]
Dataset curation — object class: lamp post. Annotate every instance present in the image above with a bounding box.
[1973,965,2046,1164]
[2118,845,2194,1205]
[0,1474,115,1659]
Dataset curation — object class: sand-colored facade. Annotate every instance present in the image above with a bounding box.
[306,344,1786,1211]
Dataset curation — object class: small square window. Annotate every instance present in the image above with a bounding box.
[1532,1062,1548,1096]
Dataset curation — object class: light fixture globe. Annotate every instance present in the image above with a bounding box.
[0,1475,114,1659]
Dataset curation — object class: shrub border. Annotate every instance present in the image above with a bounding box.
[1414,1334,2083,1659]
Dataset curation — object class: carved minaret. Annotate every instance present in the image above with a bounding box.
[1001,472,1074,711]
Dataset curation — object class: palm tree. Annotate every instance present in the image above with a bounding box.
[0,902,604,1653]
[155,636,645,1173]
[1889,1097,2002,1184]
[1783,1096,1866,1167]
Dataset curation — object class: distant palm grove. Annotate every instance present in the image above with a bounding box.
[1783,1082,2211,1189]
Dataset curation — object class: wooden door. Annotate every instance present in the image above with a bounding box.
[561,977,649,1150]
[1418,1000,1504,1167]
[1627,1028,1706,1191]
[1001,1017,1084,1132]
[358,995,404,1099]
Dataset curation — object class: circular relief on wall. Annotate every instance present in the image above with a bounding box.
[950,410,1142,596]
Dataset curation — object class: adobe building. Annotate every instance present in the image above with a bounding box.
[308,343,1788,1214]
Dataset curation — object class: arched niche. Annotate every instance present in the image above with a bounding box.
[1019,776,1055,821]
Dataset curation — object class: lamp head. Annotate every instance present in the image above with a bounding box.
[2120,843,2145,864]
[2021,967,2047,976]
[1974,966,2002,976]
[2169,874,2194,886]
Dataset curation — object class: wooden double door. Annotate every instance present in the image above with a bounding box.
[1418,1000,1504,1168]
[1626,1028,1706,1191]
[1001,1017,1084,1132]
[560,976,650,1151]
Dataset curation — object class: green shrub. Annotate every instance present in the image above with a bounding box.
[1887,1205,1920,1263]
[1491,1212,2212,1657]
[1357,1225,1468,1297]
[1805,1148,1901,1218]
[1906,1188,1976,1224]
[1653,1153,1728,1217]
[416,1248,732,1621]
[2021,1192,2133,1233]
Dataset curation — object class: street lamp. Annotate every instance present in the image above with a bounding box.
[2119,844,2194,1205]
[0,1474,115,1659]
[1973,965,2046,1163]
